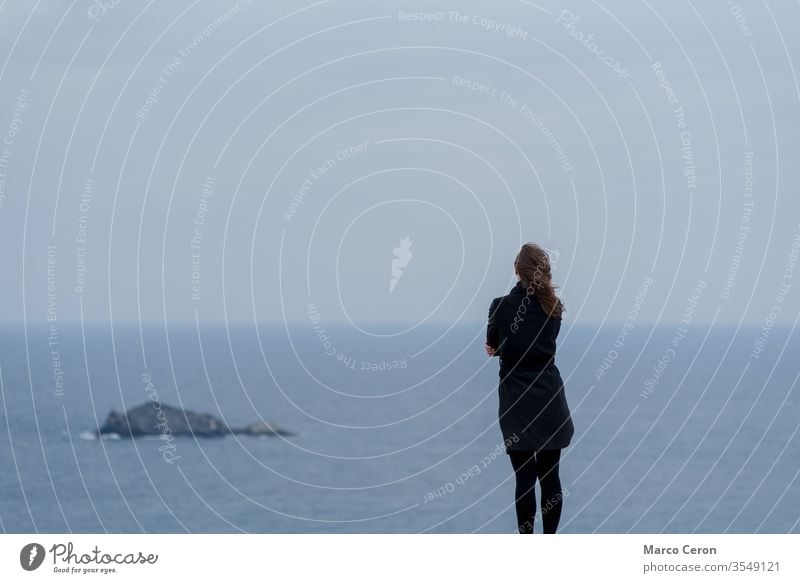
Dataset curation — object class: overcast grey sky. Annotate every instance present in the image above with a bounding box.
[0,0,798,327]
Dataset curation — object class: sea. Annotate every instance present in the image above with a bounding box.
[1,322,798,533]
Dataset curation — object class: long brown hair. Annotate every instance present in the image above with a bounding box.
[514,242,565,319]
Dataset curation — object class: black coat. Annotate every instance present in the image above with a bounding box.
[487,281,575,452]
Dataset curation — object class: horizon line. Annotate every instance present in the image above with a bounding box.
[1,320,794,328]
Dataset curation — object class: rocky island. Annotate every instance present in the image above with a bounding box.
[95,402,293,438]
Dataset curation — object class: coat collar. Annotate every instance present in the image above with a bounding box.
[510,280,529,295]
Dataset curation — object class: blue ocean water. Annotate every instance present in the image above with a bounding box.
[0,322,798,533]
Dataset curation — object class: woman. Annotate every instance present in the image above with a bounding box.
[485,243,574,534]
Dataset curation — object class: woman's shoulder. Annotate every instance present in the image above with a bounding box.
[489,286,563,321]
[490,283,525,305]
[490,294,507,307]
[489,291,516,313]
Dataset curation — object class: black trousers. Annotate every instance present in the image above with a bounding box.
[509,449,564,534]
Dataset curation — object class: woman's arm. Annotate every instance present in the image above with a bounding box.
[486,297,501,356]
